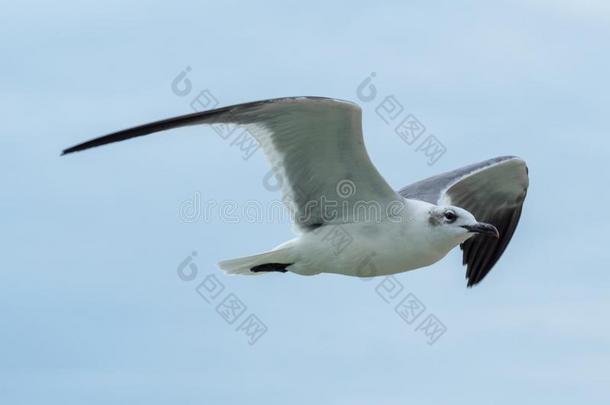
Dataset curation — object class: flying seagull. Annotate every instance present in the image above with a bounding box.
[63,97,529,287]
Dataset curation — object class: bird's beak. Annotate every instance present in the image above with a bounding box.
[461,222,500,238]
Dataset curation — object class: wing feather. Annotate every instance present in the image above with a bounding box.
[63,96,402,229]
[399,156,529,286]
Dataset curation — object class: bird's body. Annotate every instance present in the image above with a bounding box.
[227,198,466,278]
[63,96,529,287]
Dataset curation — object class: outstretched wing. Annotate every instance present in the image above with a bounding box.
[63,96,402,229]
[399,156,529,287]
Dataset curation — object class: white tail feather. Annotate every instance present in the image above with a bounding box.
[218,246,294,275]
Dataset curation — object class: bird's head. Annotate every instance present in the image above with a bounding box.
[428,205,499,245]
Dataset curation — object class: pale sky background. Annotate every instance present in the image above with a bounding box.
[2,0,610,404]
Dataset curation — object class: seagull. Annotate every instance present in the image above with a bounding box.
[63,97,529,287]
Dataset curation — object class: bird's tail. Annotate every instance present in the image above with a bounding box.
[218,246,295,275]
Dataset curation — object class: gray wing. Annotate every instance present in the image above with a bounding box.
[63,96,402,230]
[399,156,529,287]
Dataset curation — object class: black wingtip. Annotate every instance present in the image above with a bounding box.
[465,274,475,288]
[466,279,478,288]
[62,142,93,155]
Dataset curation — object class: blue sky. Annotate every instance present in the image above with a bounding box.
[1,0,609,403]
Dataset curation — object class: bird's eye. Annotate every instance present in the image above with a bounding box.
[444,210,457,222]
